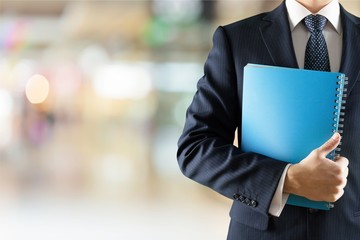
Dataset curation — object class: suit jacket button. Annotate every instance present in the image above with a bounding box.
[245,198,251,205]
[239,195,245,202]
[233,193,240,200]
[250,200,258,208]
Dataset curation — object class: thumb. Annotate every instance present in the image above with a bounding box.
[318,132,341,156]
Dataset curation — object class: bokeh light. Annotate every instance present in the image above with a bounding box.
[0,88,14,147]
[25,74,50,104]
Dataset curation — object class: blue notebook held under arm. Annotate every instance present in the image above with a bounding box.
[241,63,348,210]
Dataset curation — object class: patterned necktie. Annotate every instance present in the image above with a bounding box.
[303,14,330,71]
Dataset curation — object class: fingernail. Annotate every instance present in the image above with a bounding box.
[332,132,340,140]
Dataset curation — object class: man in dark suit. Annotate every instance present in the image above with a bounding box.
[177,0,360,239]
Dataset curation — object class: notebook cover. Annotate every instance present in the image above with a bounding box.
[241,63,347,210]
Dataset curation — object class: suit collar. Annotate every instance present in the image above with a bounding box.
[339,4,360,94]
[259,2,298,68]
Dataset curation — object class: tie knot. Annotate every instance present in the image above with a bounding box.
[303,14,327,33]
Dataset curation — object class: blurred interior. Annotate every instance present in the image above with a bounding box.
[0,0,359,239]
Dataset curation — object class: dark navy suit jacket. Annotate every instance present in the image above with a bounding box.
[177,2,360,239]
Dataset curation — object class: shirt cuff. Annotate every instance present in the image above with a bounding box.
[268,164,291,217]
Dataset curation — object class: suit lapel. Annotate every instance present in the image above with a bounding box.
[259,2,298,68]
[339,5,360,95]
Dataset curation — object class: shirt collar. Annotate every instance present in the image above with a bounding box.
[285,0,341,34]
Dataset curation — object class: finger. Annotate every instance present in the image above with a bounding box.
[318,132,341,157]
[334,156,349,168]
[334,157,349,176]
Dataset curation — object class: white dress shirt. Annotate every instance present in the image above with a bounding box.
[269,0,342,217]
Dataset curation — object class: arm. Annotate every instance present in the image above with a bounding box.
[177,26,288,216]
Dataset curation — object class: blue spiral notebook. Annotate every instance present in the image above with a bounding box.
[241,63,347,210]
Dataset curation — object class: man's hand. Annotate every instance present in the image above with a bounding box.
[284,132,349,202]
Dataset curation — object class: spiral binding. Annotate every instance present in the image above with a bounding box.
[331,74,348,159]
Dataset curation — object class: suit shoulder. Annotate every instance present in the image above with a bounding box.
[220,12,269,36]
[341,5,360,24]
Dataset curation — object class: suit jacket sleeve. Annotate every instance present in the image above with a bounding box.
[177,26,289,217]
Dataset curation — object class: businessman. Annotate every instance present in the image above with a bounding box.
[177,0,360,239]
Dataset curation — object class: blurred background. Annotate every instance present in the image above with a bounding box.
[0,0,359,239]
